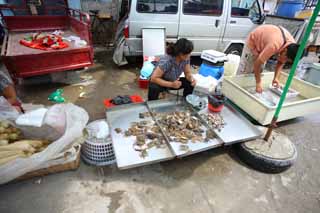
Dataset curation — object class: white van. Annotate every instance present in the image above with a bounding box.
[115,0,265,59]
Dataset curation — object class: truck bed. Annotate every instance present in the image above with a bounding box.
[0,7,94,80]
[5,29,88,57]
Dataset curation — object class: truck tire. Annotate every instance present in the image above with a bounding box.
[233,136,297,174]
[225,44,243,56]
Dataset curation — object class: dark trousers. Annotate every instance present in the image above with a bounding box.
[148,77,194,101]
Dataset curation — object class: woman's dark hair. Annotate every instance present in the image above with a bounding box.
[166,38,193,57]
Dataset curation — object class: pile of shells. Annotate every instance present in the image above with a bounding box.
[157,111,215,144]
[201,113,225,132]
[115,120,166,158]
[115,111,219,158]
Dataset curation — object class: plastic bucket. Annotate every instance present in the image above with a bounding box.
[138,78,149,89]
[276,0,304,18]
[208,103,224,113]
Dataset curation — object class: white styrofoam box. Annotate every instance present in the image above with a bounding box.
[222,72,320,125]
[201,50,228,64]
[142,28,165,58]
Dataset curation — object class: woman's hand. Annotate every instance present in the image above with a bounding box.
[191,78,196,87]
[171,80,182,89]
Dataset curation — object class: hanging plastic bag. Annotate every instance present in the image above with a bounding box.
[0,96,20,121]
[0,103,89,184]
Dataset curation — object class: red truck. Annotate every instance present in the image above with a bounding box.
[0,0,93,81]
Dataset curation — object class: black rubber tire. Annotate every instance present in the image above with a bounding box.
[233,141,298,174]
[225,44,243,56]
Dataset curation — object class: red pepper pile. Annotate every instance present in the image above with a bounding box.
[20,32,69,50]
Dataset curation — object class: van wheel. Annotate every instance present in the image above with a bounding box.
[225,44,243,56]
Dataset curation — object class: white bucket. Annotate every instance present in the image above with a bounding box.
[224,54,240,76]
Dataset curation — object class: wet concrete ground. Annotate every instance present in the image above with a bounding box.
[0,51,320,213]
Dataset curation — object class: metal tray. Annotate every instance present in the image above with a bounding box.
[106,103,175,170]
[147,99,223,157]
[198,104,262,145]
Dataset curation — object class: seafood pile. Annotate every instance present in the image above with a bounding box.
[115,120,166,158]
[115,110,218,158]
[156,111,215,144]
[201,113,225,131]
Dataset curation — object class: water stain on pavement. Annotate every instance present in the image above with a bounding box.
[100,190,125,213]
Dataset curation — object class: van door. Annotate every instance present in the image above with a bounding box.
[129,0,180,38]
[222,0,263,48]
[178,0,226,54]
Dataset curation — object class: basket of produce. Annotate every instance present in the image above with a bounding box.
[0,121,51,165]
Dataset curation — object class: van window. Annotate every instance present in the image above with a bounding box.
[231,0,261,22]
[183,0,223,16]
[137,0,178,14]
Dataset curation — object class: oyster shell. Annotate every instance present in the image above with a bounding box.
[157,111,208,144]
[202,113,225,131]
[115,128,122,134]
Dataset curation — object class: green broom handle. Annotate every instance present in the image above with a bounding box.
[264,4,320,141]
[274,3,320,118]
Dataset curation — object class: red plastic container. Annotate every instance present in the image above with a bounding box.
[208,103,224,113]
[138,78,149,89]
[104,95,144,108]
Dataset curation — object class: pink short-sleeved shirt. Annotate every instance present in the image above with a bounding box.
[247,25,295,64]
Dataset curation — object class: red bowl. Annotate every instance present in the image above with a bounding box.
[208,103,224,113]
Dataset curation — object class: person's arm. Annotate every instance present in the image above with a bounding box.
[255,45,277,93]
[150,66,181,89]
[3,84,18,104]
[183,64,196,86]
[1,71,18,104]
[253,59,264,93]
[273,61,284,87]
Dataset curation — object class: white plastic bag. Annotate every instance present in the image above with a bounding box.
[193,74,220,94]
[0,103,89,184]
[0,96,20,120]
[15,108,48,127]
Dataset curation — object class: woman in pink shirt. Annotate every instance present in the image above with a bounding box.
[237,24,300,93]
